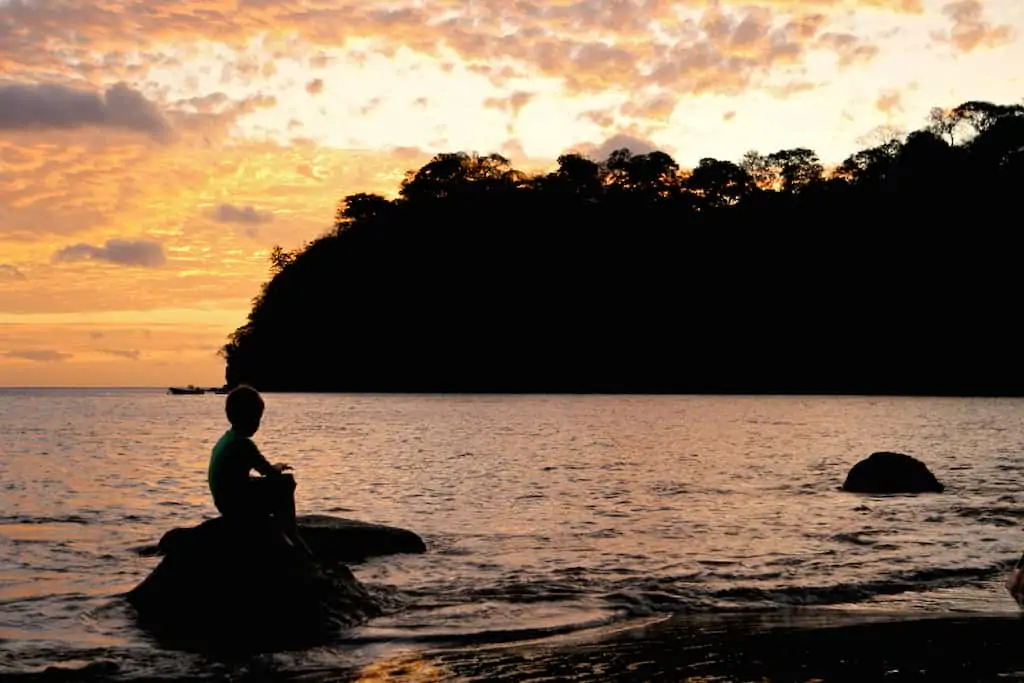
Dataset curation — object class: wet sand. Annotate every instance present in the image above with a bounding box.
[7,608,1024,682]
[420,608,1024,682]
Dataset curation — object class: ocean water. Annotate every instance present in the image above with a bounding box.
[1,389,1023,681]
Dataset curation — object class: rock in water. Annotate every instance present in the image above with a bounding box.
[292,514,426,564]
[152,514,427,564]
[841,451,945,494]
[126,514,424,652]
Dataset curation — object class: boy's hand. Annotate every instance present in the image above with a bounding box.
[273,462,293,472]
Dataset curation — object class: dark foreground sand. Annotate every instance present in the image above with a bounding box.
[354,609,1024,683]
[9,608,1024,682]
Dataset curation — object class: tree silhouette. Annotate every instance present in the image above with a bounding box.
[686,158,755,208]
[739,151,776,190]
[334,192,393,233]
[534,153,606,205]
[219,99,1024,396]
[768,148,824,193]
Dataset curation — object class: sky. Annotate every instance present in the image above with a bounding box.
[0,0,1021,387]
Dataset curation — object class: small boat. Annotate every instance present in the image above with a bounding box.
[168,385,205,395]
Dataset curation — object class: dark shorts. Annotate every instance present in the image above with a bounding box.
[216,474,295,520]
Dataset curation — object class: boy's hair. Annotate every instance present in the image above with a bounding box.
[225,384,264,426]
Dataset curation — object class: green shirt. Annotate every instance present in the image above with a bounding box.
[208,429,268,511]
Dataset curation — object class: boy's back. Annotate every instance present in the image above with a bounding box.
[208,428,263,516]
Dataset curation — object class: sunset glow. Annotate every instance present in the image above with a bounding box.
[1,0,1021,386]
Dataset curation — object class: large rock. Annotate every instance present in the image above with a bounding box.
[148,514,427,564]
[841,451,945,494]
[287,514,426,563]
[126,515,425,653]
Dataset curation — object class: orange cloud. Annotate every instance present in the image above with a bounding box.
[0,1,912,104]
[620,94,679,121]
[933,0,1014,52]
[99,348,141,360]
[0,264,26,280]
[483,91,537,115]
[876,89,903,116]
[0,130,433,324]
[579,109,618,129]
[641,8,877,97]
[4,349,72,363]
[816,32,880,67]
[0,320,234,386]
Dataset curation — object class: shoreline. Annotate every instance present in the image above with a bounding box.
[415,608,1024,682]
[6,607,1024,682]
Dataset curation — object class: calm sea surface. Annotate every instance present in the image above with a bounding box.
[1,390,1023,680]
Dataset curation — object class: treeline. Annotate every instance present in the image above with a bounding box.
[221,100,1024,395]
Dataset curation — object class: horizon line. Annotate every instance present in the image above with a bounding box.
[4,387,1024,400]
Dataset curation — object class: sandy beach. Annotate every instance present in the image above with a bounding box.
[417,608,1024,682]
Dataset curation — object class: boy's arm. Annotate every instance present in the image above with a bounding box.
[245,440,289,477]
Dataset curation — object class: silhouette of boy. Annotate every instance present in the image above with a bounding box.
[208,385,312,557]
